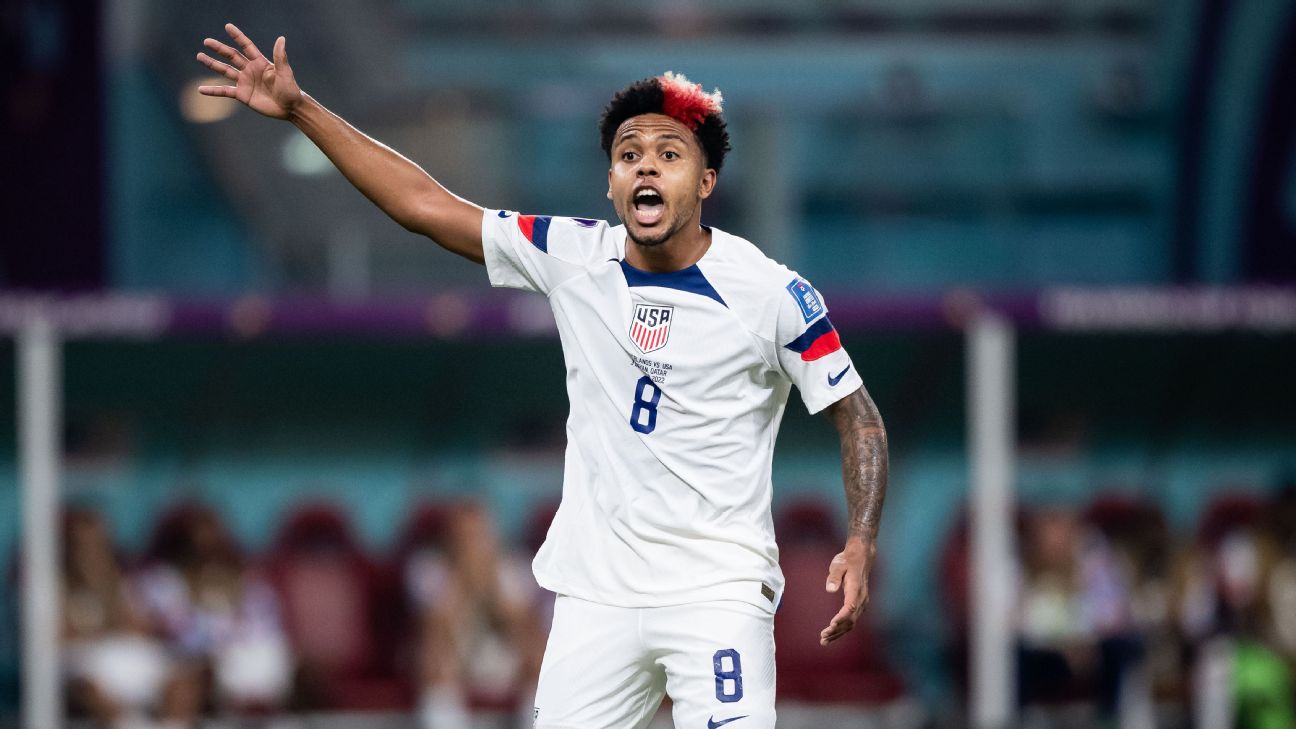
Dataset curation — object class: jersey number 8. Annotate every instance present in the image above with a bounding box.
[629,375,661,434]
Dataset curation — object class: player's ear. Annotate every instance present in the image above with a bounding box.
[607,168,614,199]
[698,168,717,200]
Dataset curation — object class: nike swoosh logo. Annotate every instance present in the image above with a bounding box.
[497,210,512,218]
[828,365,851,386]
[708,716,748,729]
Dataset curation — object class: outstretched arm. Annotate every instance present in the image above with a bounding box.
[819,385,888,645]
[197,23,484,263]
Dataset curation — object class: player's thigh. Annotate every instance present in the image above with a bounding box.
[655,601,776,729]
[534,595,665,729]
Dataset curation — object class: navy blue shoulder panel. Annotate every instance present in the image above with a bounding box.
[619,260,727,308]
[530,215,552,253]
[783,315,834,353]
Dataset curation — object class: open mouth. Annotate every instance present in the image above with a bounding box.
[633,188,665,226]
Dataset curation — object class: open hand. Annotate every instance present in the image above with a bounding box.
[820,537,875,646]
[196,23,302,119]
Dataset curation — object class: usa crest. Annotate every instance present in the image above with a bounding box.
[629,304,674,354]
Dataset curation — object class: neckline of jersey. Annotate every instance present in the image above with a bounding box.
[617,224,719,276]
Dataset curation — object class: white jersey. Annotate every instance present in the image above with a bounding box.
[482,209,863,614]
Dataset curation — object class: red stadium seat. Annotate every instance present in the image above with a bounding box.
[393,502,453,559]
[1083,493,1170,574]
[773,499,904,704]
[1197,492,1267,548]
[140,501,244,568]
[1083,493,1166,538]
[266,502,408,711]
[382,501,454,684]
[936,504,1031,699]
[523,499,560,556]
[776,499,838,547]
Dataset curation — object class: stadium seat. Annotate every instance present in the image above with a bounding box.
[523,499,560,556]
[1197,492,1267,548]
[139,501,242,568]
[936,504,1033,699]
[393,502,454,558]
[383,501,454,685]
[773,499,904,703]
[266,503,408,711]
[1083,493,1165,537]
[776,499,839,547]
[521,498,561,636]
[1083,493,1170,571]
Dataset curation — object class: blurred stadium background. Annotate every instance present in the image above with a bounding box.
[4,0,1296,727]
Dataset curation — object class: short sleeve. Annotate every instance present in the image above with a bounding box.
[481,209,610,295]
[774,276,863,414]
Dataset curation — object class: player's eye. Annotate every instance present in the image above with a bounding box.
[662,150,679,161]
[621,151,639,162]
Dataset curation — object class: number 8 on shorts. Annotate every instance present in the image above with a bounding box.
[713,648,743,703]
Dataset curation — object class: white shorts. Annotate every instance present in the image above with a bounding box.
[533,595,776,729]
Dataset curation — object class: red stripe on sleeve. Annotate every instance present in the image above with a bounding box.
[800,329,842,362]
[517,215,536,243]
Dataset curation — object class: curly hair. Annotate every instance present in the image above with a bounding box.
[599,73,732,173]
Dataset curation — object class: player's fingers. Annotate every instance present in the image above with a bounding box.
[820,625,848,645]
[196,52,239,81]
[225,22,264,60]
[819,603,856,645]
[819,617,856,645]
[197,85,237,98]
[824,552,848,592]
[203,38,246,68]
[273,35,290,71]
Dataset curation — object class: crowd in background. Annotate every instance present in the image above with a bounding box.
[943,483,1296,729]
[50,501,547,729]
[39,481,1296,729]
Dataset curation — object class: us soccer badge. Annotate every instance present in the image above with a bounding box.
[629,303,674,354]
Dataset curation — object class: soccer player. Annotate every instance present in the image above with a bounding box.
[196,23,889,729]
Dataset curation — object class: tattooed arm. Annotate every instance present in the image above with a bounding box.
[819,385,888,645]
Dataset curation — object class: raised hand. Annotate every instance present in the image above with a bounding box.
[191,22,484,262]
[196,23,301,119]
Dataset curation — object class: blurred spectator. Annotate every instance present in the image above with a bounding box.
[405,502,545,729]
[1084,495,1178,720]
[61,509,199,729]
[1015,507,1144,721]
[1173,493,1295,729]
[1267,484,1296,663]
[137,505,294,716]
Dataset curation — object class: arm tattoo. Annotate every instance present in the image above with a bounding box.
[828,386,888,542]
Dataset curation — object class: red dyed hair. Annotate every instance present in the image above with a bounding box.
[657,71,724,131]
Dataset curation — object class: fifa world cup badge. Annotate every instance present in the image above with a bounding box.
[786,278,824,323]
